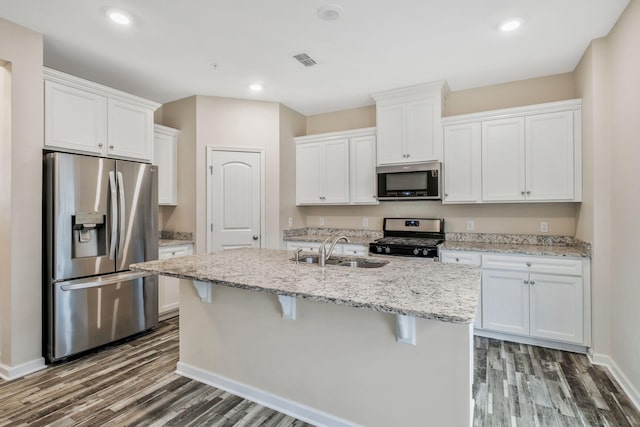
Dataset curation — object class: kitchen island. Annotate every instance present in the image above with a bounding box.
[131,248,481,427]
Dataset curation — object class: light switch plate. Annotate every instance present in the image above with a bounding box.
[319,217,325,226]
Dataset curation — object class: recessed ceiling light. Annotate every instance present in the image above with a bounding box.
[499,17,522,32]
[107,8,132,25]
[249,84,263,92]
[317,4,343,21]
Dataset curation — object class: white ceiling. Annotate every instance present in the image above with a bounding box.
[0,0,630,115]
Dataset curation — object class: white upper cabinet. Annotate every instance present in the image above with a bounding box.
[45,81,107,155]
[442,99,582,203]
[349,135,378,204]
[153,124,179,206]
[482,117,526,201]
[295,127,378,206]
[44,68,160,162]
[525,111,576,200]
[372,81,448,165]
[442,123,482,203]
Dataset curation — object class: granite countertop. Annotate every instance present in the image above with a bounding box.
[131,248,481,324]
[440,241,589,257]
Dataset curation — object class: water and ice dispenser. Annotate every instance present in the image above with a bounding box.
[72,212,107,258]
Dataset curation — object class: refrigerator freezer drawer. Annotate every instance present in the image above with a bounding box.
[49,272,158,362]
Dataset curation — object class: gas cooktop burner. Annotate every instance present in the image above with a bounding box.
[369,217,445,259]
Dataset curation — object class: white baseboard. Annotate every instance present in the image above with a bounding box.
[176,361,362,427]
[588,351,640,413]
[0,357,46,381]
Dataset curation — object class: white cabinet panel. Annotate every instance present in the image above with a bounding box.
[529,274,583,344]
[296,142,324,204]
[373,82,446,165]
[350,135,378,204]
[525,111,575,201]
[44,68,159,162]
[480,253,587,347]
[444,99,582,204]
[295,128,377,206]
[153,125,179,205]
[482,269,530,335]
[45,80,106,154]
[107,99,153,161]
[323,139,350,204]
[376,105,405,165]
[158,243,193,318]
[440,250,482,328]
[443,123,481,203]
[482,118,526,201]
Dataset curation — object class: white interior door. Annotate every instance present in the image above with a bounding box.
[209,150,262,251]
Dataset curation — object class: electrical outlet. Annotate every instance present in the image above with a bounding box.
[362,217,369,227]
[288,217,293,227]
[466,220,475,231]
[540,221,549,233]
[319,217,325,226]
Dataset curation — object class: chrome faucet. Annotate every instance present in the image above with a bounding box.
[319,235,350,267]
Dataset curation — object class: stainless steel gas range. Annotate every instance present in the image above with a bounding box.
[369,218,445,259]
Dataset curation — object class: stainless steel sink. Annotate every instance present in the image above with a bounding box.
[291,255,387,268]
[336,260,388,268]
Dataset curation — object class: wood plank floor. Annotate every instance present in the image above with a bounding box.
[473,336,640,427]
[1,318,638,426]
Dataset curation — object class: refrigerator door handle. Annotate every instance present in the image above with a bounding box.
[117,171,126,259]
[59,271,153,291]
[109,171,118,260]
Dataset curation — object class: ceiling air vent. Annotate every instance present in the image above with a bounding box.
[293,53,317,67]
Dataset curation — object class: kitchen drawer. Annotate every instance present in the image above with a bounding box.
[159,244,193,260]
[482,254,583,276]
[440,250,481,266]
[285,241,324,252]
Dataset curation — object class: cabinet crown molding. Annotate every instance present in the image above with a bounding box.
[44,67,161,111]
[154,124,180,137]
[442,98,582,126]
[371,80,450,105]
[294,127,376,144]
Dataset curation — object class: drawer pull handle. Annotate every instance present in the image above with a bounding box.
[455,258,460,262]
[524,280,530,284]
[526,262,532,267]
[530,280,535,285]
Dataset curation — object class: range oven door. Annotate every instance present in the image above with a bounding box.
[47,271,158,362]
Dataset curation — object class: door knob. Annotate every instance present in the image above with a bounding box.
[252,235,259,240]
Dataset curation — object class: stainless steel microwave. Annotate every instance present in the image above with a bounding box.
[376,161,441,200]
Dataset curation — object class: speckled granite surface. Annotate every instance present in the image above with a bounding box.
[160,231,194,246]
[131,248,481,324]
[442,233,591,257]
[283,228,382,246]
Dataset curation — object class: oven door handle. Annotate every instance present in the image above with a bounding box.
[59,271,153,291]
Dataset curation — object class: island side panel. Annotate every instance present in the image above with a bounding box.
[178,280,473,427]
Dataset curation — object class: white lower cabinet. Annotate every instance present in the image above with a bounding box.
[158,243,193,319]
[481,254,587,346]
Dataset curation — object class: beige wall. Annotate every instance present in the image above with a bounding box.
[601,0,640,397]
[159,96,197,238]
[179,283,472,426]
[306,105,375,135]
[195,96,280,251]
[0,18,44,371]
[278,104,306,241]
[574,39,612,358]
[445,73,576,116]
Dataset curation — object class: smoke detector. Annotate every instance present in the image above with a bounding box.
[317,4,343,21]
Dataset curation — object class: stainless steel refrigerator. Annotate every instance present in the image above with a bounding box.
[43,152,158,363]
